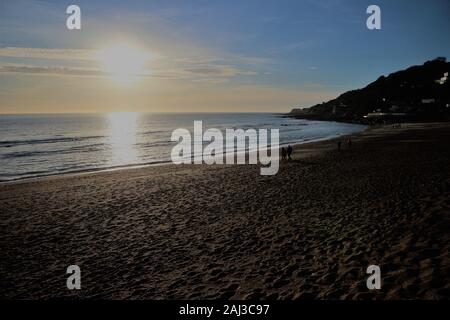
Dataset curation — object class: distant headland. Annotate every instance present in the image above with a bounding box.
[289,57,450,124]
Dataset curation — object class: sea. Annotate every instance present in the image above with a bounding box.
[0,113,366,181]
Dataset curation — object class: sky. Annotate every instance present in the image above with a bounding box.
[0,0,449,113]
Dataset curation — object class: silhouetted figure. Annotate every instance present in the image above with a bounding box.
[337,141,342,151]
[287,145,293,160]
[281,147,287,160]
[347,139,352,148]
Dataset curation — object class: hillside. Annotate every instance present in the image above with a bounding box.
[290,58,450,123]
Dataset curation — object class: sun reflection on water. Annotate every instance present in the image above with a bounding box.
[107,112,139,166]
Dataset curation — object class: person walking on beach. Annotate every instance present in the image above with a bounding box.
[287,145,293,160]
[281,147,287,160]
[337,141,342,151]
[347,139,352,149]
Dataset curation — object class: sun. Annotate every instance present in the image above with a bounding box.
[96,43,148,83]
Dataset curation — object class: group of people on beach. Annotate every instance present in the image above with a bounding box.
[281,138,352,160]
[281,145,293,160]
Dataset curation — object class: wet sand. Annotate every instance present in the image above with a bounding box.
[0,123,449,299]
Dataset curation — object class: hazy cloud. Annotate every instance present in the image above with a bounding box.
[0,46,260,83]
[0,63,256,83]
[184,66,257,77]
[0,47,95,61]
[0,64,107,77]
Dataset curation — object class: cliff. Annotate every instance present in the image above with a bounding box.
[290,58,450,123]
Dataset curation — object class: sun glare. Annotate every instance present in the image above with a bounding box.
[97,44,148,83]
[107,112,139,165]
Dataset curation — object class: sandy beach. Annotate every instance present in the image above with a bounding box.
[1,122,449,300]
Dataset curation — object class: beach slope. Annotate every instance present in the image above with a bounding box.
[1,123,449,299]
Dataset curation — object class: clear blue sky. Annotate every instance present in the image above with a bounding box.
[1,0,449,113]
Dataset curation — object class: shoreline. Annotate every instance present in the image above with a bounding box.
[1,122,449,299]
[0,122,368,185]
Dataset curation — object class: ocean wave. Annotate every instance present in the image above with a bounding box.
[0,135,105,148]
[0,159,173,182]
[141,130,167,136]
[136,140,173,148]
[1,143,106,159]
